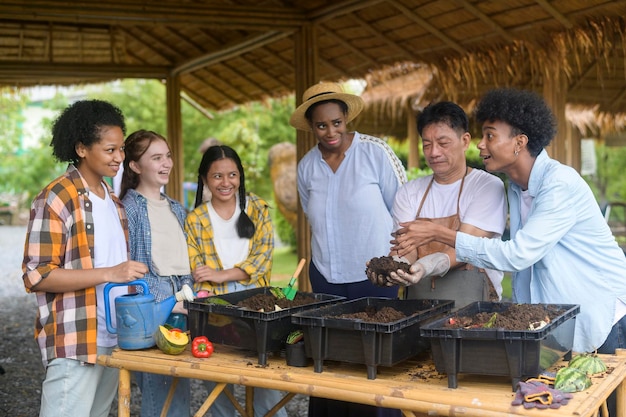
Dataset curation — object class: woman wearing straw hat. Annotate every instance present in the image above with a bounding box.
[290,82,406,417]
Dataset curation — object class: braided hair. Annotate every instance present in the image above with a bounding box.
[195,145,255,239]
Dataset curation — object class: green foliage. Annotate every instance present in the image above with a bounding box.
[0,88,26,155]
[0,89,69,207]
[272,207,297,249]
[271,246,299,286]
[583,143,626,204]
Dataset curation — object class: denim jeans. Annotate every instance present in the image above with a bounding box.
[203,382,288,417]
[135,372,191,417]
[40,346,118,417]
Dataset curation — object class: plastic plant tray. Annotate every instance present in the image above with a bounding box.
[419,301,580,390]
[186,287,344,365]
[291,297,455,379]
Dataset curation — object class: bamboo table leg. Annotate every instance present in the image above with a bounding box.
[246,386,254,417]
[194,382,227,417]
[224,387,249,416]
[159,377,179,417]
[117,368,132,417]
[617,349,626,417]
[265,392,296,417]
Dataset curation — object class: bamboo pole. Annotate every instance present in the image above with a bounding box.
[118,368,132,417]
[166,73,183,203]
[407,99,419,169]
[293,22,318,293]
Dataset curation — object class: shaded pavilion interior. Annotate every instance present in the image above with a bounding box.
[1,0,625,288]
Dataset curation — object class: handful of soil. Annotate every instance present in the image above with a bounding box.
[366,256,411,285]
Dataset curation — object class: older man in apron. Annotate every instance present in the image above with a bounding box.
[369,101,507,310]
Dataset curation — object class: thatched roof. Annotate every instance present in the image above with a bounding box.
[355,60,626,140]
[1,1,625,116]
[354,14,626,139]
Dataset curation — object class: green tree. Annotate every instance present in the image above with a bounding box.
[0,89,68,207]
[584,143,626,204]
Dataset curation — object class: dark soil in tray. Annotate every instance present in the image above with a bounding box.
[330,305,407,323]
[444,303,566,330]
[366,256,411,277]
[236,291,316,311]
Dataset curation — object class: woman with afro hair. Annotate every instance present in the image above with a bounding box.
[390,88,626,359]
[22,100,148,417]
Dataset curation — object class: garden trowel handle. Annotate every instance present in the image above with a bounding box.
[292,258,306,280]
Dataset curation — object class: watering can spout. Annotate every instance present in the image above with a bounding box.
[153,294,178,326]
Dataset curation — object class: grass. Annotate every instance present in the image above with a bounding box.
[272,247,514,301]
[502,273,512,300]
[271,246,299,287]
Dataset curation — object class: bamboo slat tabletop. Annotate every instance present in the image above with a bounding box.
[98,346,626,417]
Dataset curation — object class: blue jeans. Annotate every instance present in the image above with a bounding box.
[203,382,288,417]
[40,346,118,417]
[135,372,190,417]
[308,260,399,300]
[597,314,626,354]
[135,306,191,417]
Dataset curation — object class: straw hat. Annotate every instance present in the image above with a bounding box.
[289,82,365,131]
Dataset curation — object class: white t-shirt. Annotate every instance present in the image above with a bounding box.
[92,186,128,347]
[392,169,507,296]
[208,197,252,293]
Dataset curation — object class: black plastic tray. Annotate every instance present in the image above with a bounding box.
[291,297,455,379]
[186,287,344,365]
[419,301,580,390]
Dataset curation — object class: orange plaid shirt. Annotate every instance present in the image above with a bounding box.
[22,165,129,366]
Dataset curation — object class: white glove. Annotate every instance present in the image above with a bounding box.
[175,284,195,302]
[388,252,450,286]
[392,255,411,264]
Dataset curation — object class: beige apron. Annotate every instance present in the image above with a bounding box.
[405,169,495,309]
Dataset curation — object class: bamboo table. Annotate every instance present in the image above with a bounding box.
[97,347,626,417]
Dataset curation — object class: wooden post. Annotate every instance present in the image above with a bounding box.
[166,73,184,203]
[406,100,419,169]
[293,22,318,292]
[543,74,577,170]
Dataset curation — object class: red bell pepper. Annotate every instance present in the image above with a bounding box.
[191,336,214,358]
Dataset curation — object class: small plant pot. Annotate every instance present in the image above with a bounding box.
[286,341,308,367]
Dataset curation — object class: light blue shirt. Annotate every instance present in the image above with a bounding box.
[297,132,407,284]
[456,150,626,352]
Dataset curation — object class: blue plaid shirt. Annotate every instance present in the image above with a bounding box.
[122,189,193,301]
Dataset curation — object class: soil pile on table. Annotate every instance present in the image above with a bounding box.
[366,256,411,278]
[236,291,316,311]
[445,304,566,330]
[331,305,407,323]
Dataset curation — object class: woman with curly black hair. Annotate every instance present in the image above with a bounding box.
[22,99,148,417]
[390,88,626,360]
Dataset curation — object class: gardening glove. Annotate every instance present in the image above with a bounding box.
[365,256,410,287]
[387,252,450,286]
[511,380,573,409]
[175,284,195,302]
